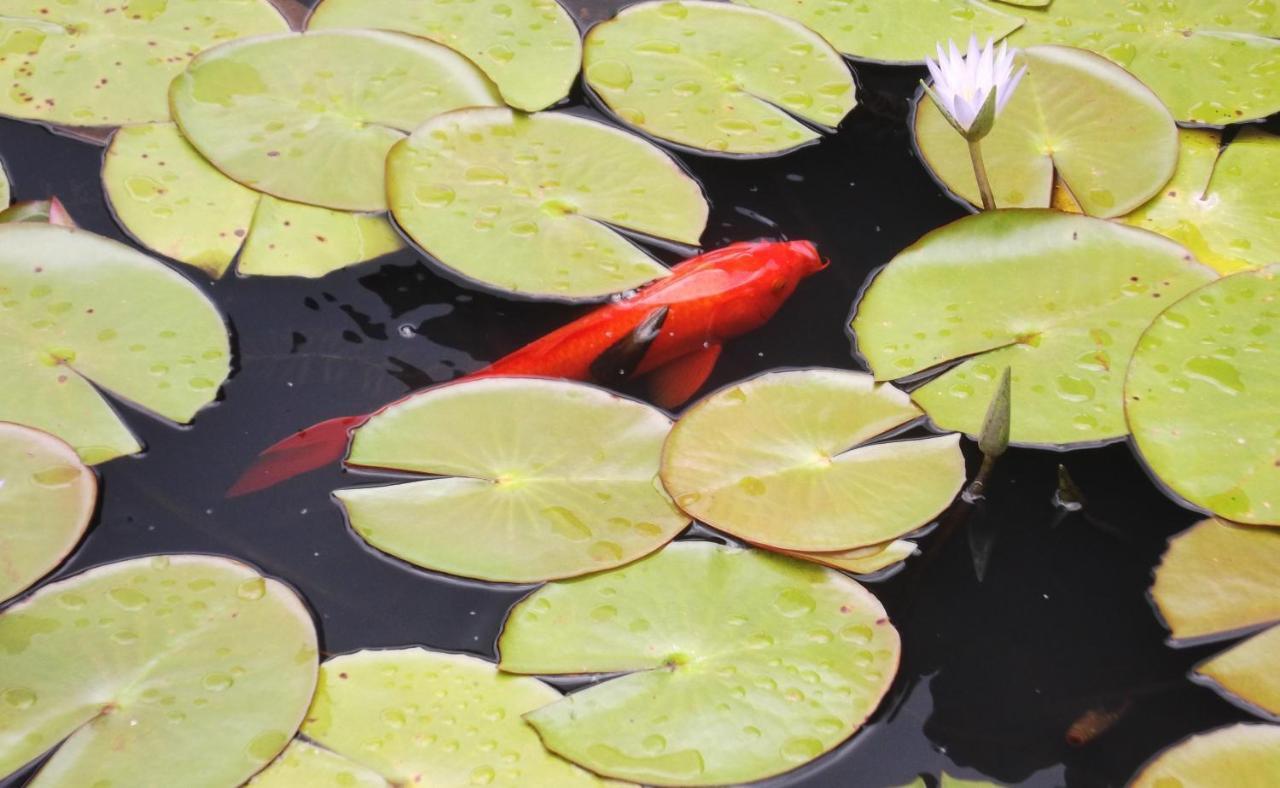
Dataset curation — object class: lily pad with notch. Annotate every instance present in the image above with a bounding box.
[583,0,856,156]
[1126,266,1280,526]
[1131,724,1280,787]
[386,108,706,301]
[0,554,318,786]
[0,223,231,463]
[170,29,503,212]
[335,377,689,584]
[307,0,581,112]
[852,210,1215,447]
[498,540,901,786]
[0,422,96,604]
[914,45,1177,218]
[660,368,964,552]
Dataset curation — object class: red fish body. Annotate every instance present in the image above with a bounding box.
[228,240,825,496]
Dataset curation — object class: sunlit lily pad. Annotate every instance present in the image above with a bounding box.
[249,740,388,788]
[0,0,288,128]
[784,539,919,576]
[583,0,856,155]
[915,45,1176,218]
[499,541,900,785]
[1196,624,1280,721]
[0,224,231,463]
[1126,266,1280,526]
[661,369,963,551]
[0,423,96,603]
[386,108,705,300]
[104,123,402,278]
[0,158,9,208]
[307,0,581,111]
[336,377,688,583]
[1130,724,1280,787]
[170,29,502,212]
[853,211,1215,446]
[0,554,318,785]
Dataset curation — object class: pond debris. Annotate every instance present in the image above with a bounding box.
[962,366,1010,503]
[1053,464,1086,511]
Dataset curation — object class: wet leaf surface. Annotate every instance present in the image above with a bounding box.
[781,539,919,576]
[248,740,388,788]
[1130,723,1280,786]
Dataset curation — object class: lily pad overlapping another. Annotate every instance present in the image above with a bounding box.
[661,368,964,554]
[103,123,403,278]
[0,555,319,786]
[0,158,9,208]
[0,223,231,463]
[499,541,901,785]
[0,423,96,603]
[914,45,1177,218]
[1130,724,1280,787]
[583,0,857,155]
[307,0,582,112]
[386,108,707,300]
[335,377,689,584]
[1151,518,1280,720]
[852,210,1215,447]
[250,649,617,787]
[1126,266,1280,526]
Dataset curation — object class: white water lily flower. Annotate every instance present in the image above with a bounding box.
[925,36,1026,140]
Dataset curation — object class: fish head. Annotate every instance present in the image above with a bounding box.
[738,240,827,324]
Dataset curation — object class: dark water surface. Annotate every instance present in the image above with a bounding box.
[0,1,1258,785]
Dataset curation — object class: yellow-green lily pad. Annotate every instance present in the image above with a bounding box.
[1196,624,1280,722]
[1126,266,1280,526]
[915,45,1177,218]
[104,123,402,278]
[783,539,919,576]
[386,108,705,300]
[249,740,388,788]
[307,0,581,112]
[0,158,9,209]
[1130,724,1280,787]
[0,223,231,464]
[0,0,289,128]
[499,541,900,786]
[0,555,318,786]
[0,423,96,603]
[661,369,964,552]
[336,377,688,583]
[852,210,1215,446]
[170,29,502,212]
[583,0,856,155]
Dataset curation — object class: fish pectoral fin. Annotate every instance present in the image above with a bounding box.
[646,343,722,410]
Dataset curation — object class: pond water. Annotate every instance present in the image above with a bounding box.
[0,1,1264,785]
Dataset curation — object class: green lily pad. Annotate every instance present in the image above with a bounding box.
[104,123,403,278]
[661,369,964,551]
[336,377,688,583]
[499,541,900,785]
[0,423,96,603]
[280,648,616,786]
[386,108,705,300]
[0,0,289,128]
[0,223,231,463]
[307,0,581,112]
[248,740,388,788]
[852,210,1215,446]
[783,539,919,576]
[0,158,9,209]
[0,554,318,785]
[1126,266,1280,526]
[583,0,856,155]
[1196,624,1280,721]
[170,29,503,212]
[1130,724,1280,787]
[915,45,1177,218]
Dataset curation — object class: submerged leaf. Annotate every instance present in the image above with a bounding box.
[1130,724,1280,787]
[499,541,900,785]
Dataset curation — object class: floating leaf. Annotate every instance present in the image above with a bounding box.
[583,0,856,155]
[170,30,503,212]
[782,539,919,576]
[0,224,231,463]
[915,45,1177,218]
[661,369,963,551]
[852,210,1215,446]
[336,378,688,583]
[248,740,388,788]
[0,0,288,128]
[0,423,95,603]
[1196,625,1280,721]
[307,0,581,111]
[104,123,403,278]
[1130,724,1280,787]
[1126,266,1280,526]
[0,158,9,208]
[387,108,705,300]
[0,555,318,785]
[499,541,900,785]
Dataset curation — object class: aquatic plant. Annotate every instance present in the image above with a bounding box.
[1131,724,1280,785]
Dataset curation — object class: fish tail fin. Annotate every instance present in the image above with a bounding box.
[646,343,722,409]
[226,415,365,497]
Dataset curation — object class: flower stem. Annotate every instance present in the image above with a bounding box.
[967,138,996,211]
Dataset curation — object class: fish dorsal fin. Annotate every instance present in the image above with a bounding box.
[646,343,722,410]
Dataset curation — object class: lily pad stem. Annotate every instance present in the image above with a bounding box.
[968,138,997,211]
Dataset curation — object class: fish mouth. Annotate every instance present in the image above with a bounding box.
[783,240,827,275]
